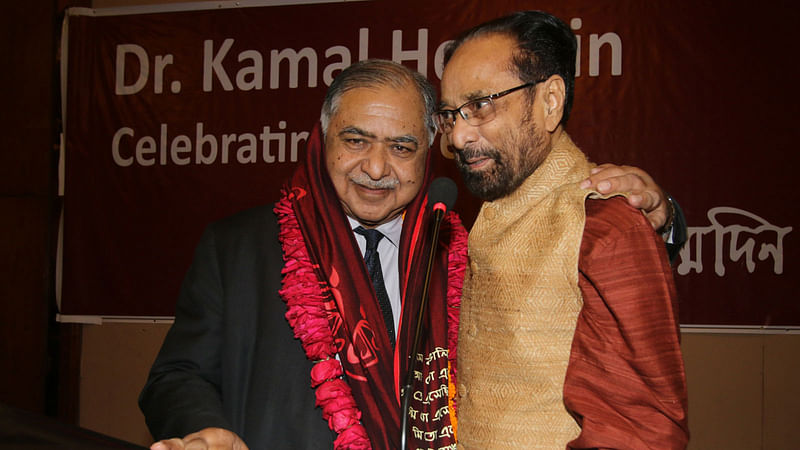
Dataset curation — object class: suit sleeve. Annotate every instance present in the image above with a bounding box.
[666,196,687,264]
[138,226,231,439]
[566,199,690,449]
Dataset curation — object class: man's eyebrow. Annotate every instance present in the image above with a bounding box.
[386,135,419,146]
[462,89,491,102]
[338,126,376,139]
[338,127,418,147]
[439,90,490,109]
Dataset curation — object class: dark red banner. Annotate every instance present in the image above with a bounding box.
[61,0,798,325]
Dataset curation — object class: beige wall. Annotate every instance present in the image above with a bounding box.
[681,333,800,449]
[80,323,170,445]
[79,324,800,449]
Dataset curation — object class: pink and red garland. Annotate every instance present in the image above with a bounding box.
[275,192,468,449]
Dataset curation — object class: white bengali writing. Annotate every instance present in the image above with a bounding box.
[411,424,455,444]
[424,383,449,404]
[425,347,448,365]
[677,207,792,276]
[405,347,452,448]
[433,404,450,422]
[406,403,451,423]
[411,381,449,406]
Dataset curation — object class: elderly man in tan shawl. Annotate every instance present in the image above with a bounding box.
[436,11,689,449]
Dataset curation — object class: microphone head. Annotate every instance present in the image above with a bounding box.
[428,177,458,214]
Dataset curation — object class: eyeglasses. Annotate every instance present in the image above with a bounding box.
[433,79,546,134]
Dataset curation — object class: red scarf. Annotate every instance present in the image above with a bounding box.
[277,123,466,448]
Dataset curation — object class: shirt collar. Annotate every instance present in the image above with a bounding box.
[347,214,403,249]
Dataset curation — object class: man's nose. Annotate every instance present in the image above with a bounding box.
[361,146,390,179]
[448,115,479,151]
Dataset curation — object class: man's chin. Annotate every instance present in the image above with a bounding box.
[461,172,520,202]
[348,208,404,227]
[462,176,499,201]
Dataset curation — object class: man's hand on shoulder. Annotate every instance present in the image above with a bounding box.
[580,163,673,233]
[150,428,248,450]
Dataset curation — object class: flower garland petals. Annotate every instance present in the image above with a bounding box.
[310,358,343,387]
[316,379,361,432]
[275,192,467,449]
[443,211,468,384]
[442,210,468,436]
[275,192,372,449]
[335,424,371,449]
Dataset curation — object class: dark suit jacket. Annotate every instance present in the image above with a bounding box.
[666,198,687,263]
[139,205,335,448]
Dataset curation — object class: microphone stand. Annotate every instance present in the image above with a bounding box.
[399,205,446,450]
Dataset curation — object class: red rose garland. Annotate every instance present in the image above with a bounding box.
[442,214,468,405]
[275,195,370,449]
[275,192,467,448]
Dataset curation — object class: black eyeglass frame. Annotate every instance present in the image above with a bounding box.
[433,78,547,133]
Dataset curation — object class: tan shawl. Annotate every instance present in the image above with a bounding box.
[457,133,599,448]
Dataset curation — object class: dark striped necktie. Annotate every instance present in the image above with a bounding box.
[354,226,396,348]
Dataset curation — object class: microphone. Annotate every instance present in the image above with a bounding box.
[400,177,457,450]
[428,176,458,218]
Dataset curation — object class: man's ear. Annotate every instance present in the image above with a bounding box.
[542,75,566,132]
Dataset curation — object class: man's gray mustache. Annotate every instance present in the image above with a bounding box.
[349,174,399,189]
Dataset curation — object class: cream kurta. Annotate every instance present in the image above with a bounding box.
[457,133,594,448]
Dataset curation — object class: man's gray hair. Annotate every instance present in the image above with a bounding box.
[320,59,438,146]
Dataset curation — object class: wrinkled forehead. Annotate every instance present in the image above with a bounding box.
[329,86,429,145]
[441,34,521,105]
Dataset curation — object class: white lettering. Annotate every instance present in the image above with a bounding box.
[111,127,134,166]
[191,25,624,96]
[153,54,174,94]
[425,371,435,384]
[195,122,217,164]
[677,207,792,276]
[159,123,168,165]
[236,133,258,163]
[571,18,623,77]
[115,44,148,95]
[425,347,448,365]
[221,134,236,164]
[358,28,369,61]
[589,32,622,76]
[433,40,453,80]
[392,28,428,76]
[323,46,351,86]
[290,132,308,162]
[236,50,264,91]
[110,121,305,167]
[570,18,582,77]
[135,135,156,166]
[170,134,192,166]
[433,405,449,422]
[203,39,234,92]
[270,47,318,89]
[259,123,283,163]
